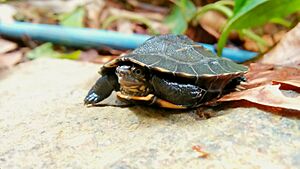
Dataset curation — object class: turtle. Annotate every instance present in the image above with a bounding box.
[84,34,248,109]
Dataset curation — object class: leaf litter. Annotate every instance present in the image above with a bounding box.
[218,84,300,116]
[0,38,24,70]
[260,23,300,68]
[217,24,300,116]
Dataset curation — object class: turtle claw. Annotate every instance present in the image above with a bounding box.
[84,92,101,105]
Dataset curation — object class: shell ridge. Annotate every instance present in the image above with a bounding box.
[173,64,178,74]
[206,63,217,74]
[148,58,162,67]
[190,65,199,76]
[216,60,231,73]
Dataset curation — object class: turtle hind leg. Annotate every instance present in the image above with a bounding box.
[224,76,247,92]
[84,73,119,105]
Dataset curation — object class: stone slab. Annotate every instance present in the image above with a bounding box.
[0,58,299,169]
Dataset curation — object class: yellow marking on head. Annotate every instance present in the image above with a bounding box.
[139,85,146,91]
[127,88,140,93]
[123,85,139,89]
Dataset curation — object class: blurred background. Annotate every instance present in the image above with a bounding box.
[0,0,299,70]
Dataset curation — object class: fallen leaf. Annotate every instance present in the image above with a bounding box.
[0,4,16,23]
[26,42,80,60]
[26,0,87,13]
[199,11,227,39]
[91,55,119,64]
[0,39,17,54]
[105,8,167,34]
[243,38,260,52]
[26,43,61,59]
[60,50,81,60]
[109,7,165,22]
[85,0,105,29]
[133,24,149,34]
[242,63,300,89]
[13,3,57,24]
[272,79,300,93]
[185,24,217,44]
[192,145,209,158]
[116,20,134,34]
[79,49,119,64]
[79,49,99,61]
[58,7,85,28]
[272,30,287,43]
[127,0,168,14]
[164,0,196,34]
[218,84,300,116]
[243,31,276,53]
[0,51,23,70]
[260,23,300,68]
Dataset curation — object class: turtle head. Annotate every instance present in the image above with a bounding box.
[116,65,152,96]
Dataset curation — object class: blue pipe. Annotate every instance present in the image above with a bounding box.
[0,22,257,62]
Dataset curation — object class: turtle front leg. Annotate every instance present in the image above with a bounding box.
[84,73,119,105]
[151,75,207,108]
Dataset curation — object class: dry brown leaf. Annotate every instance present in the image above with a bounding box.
[0,39,17,54]
[243,38,260,52]
[243,34,275,53]
[127,0,168,14]
[218,84,300,116]
[260,23,300,68]
[272,30,287,43]
[79,49,99,62]
[85,0,105,29]
[218,61,300,115]
[107,8,169,34]
[79,49,120,64]
[242,63,300,89]
[91,55,119,64]
[199,11,227,39]
[116,20,134,34]
[26,0,88,13]
[192,145,209,158]
[272,79,300,93]
[0,51,23,70]
[0,4,16,23]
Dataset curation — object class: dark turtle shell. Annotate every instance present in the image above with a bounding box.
[102,35,248,90]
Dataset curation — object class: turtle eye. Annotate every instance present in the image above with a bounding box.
[133,68,144,76]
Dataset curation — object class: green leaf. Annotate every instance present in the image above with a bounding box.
[26,43,81,60]
[233,0,247,14]
[180,0,197,21]
[164,0,196,34]
[270,17,292,28]
[164,5,187,34]
[217,0,300,56]
[59,50,81,60]
[26,43,61,59]
[59,7,85,28]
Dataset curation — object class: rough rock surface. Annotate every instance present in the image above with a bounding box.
[0,58,299,169]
